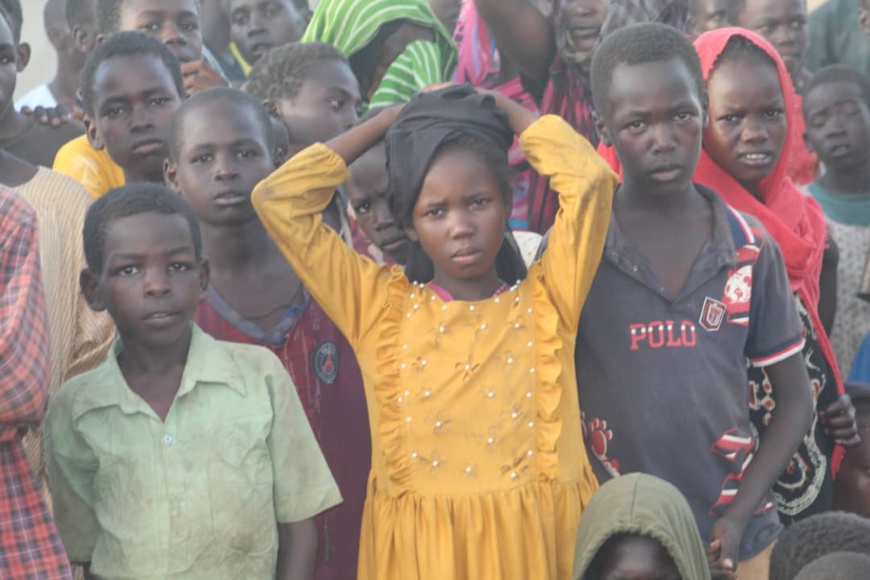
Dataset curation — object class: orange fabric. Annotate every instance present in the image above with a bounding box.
[53,135,125,199]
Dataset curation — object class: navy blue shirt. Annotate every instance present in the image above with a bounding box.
[576,186,804,560]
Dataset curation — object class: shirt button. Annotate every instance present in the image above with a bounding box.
[163,434,174,446]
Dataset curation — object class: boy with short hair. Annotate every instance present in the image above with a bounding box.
[46,183,341,579]
[53,0,224,198]
[228,0,306,73]
[803,65,870,378]
[81,31,184,185]
[0,0,83,167]
[245,41,361,153]
[165,87,370,580]
[576,22,813,577]
[769,512,870,580]
[0,186,72,580]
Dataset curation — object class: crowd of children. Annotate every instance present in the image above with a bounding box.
[3,0,870,579]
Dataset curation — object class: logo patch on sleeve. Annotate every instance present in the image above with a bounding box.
[699,297,726,332]
[313,340,338,385]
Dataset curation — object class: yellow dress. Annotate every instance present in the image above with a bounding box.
[252,115,616,580]
[53,134,125,199]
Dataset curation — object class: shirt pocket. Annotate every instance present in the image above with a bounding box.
[207,419,276,555]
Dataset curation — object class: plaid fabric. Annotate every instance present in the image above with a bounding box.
[0,187,72,580]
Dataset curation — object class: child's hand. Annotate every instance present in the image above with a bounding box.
[181,60,228,96]
[20,104,70,126]
[706,516,743,580]
[820,392,861,447]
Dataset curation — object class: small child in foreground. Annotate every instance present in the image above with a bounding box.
[46,184,341,579]
[768,512,870,580]
[252,84,616,579]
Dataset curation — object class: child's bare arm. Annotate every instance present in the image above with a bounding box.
[474,0,554,84]
[326,106,402,166]
[276,520,317,580]
[710,352,813,571]
[483,90,539,135]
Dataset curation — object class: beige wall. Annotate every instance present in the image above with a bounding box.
[13,0,833,98]
[16,1,55,99]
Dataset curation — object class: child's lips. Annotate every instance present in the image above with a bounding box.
[738,152,774,167]
[131,139,165,156]
[214,191,249,207]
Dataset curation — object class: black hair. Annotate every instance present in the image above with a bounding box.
[803,65,870,110]
[794,552,870,580]
[769,513,870,580]
[710,34,777,78]
[590,22,704,116]
[83,183,203,273]
[80,30,184,115]
[587,534,673,578]
[245,41,349,103]
[0,0,22,42]
[400,136,527,285]
[170,86,275,161]
[96,0,200,35]
[67,0,95,28]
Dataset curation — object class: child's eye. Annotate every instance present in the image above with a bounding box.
[720,114,740,123]
[0,55,14,65]
[105,106,126,118]
[789,18,805,30]
[625,120,645,131]
[423,208,444,218]
[674,112,692,122]
[328,98,345,111]
[353,202,372,215]
[471,198,490,208]
[140,22,161,32]
[236,150,258,159]
[192,154,213,163]
[118,265,141,276]
[232,13,249,26]
[764,109,784,119]
[169,262,191,272]
[149,97,171,107]
[266,5,282,17]
[181,21,198,32]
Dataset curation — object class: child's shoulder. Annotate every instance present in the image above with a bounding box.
[196,334,290,393]
[50,357,117,418]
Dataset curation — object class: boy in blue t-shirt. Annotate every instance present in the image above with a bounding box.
[575,23,813,578]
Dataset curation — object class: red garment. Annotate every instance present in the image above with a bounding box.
[0,188,72,579]
[694,28,843,472]
[195,294,370,580]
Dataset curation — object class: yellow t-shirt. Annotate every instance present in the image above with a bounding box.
[53,134,125,199]
[252,115,616,580]
[46,325,342,578]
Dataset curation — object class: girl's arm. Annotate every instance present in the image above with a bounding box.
[277,520,317,580]
[518,113,616,328]
[252,111,401,345]
[474,0,555,84]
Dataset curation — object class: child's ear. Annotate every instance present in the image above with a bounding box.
[86,118,105,150]
[15,42,30,72]
[164,158,180,190]
[198,259,211,298]
[80,269,106,312]
[593,111,612,148]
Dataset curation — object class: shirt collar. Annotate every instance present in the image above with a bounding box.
[72,324,245,420]
[604,184,738,269]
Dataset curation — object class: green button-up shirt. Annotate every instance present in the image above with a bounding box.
[46,324,342,579]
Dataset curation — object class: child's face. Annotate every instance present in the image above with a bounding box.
[83,211,207,351]
[703,58,786,193]
[348,143,410,265]
[230,0,305,65]
[735,0,808,83]
[596,535,681,580]
[555,0,611,65]
[803,81,870,174]
[834,414,870,519]
[406,149,508,286]
[167,100,276,226]
[274,60,361,147]
[598,58,704,197]
[88,54,182,183]
[119,0,203,64]
[0,16,17,120]
[687,0,729,37]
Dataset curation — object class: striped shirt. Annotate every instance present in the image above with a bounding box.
[369,40,447,107]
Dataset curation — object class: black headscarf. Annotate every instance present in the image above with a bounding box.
[385,84,528,285]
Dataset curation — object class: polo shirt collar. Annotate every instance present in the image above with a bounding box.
[72,323,245,420]
[604,184,739,270]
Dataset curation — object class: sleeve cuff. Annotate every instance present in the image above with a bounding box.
[749,337,805,368]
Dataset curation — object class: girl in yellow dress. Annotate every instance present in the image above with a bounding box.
[252,85,616,580]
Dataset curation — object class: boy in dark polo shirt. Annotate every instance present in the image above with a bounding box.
[575,23,814,578]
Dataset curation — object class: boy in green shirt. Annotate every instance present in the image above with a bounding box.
[45,183,341,579]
